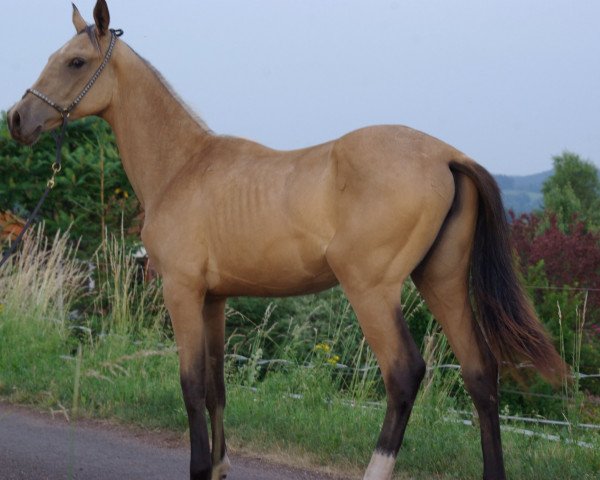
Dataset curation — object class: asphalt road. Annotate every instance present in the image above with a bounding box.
[0,403,343,480]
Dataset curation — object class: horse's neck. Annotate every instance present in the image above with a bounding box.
[101,44,212,209]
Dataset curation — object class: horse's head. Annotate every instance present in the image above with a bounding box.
[7,0,116,145]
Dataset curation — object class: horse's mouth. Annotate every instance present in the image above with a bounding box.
[9,124,43,146]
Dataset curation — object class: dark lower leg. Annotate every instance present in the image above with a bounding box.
[164,282,212,480]
[376,365,426,455]
[364,308,426,479]
[206,356,226,468]
[204,298,228,477]
[463,345,505,480]
[376,310,426,455]
[413,270,507,480]
[181,359,212,480]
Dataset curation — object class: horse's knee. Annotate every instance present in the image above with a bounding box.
[462,366,499,411]
[181,372,207,409]
[381,309,426,407]
[386,356,426,406]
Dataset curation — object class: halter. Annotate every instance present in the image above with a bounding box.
[26,28,123,120]
[0,28,124,270]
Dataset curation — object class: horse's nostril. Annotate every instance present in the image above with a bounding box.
[13,110,21,129]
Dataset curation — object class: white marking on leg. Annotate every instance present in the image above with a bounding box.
[211,453,231,480]
[363,452,396,480]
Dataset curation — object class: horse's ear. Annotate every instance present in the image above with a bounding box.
[93,0,111,36]
[72,3,87,33]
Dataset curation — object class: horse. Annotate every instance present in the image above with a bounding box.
[6,2,566,479]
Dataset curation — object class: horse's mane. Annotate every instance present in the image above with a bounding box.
[82,24,212,134]
[128,43,212,133]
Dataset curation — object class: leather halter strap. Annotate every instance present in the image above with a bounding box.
[26,28,123,119]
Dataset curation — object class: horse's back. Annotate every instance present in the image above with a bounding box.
[146,125,465,296]
[331,124,460,227]
[333,124,465,185]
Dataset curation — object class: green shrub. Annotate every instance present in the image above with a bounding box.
[0,115,139,256]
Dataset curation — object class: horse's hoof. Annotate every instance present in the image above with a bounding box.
[211,454,231,480]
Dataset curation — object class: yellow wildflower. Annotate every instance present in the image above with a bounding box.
[114,188,129,200]
[314,343,331,353]
[327,355,340,365]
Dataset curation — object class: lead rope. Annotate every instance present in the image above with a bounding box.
[0,28,123,270]
[0,116,68,269]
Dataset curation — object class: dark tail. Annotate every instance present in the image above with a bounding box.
[449,159,568,385]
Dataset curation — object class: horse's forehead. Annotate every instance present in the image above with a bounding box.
[57,41,74,56]
[55,33,91,57]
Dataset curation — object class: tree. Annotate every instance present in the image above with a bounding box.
[542,151,600,230]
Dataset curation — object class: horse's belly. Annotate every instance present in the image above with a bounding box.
[206,237,338,297]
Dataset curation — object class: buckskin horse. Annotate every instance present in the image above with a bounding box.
[6,2,566,479]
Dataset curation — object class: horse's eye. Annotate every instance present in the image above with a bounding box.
[68,57,86,69]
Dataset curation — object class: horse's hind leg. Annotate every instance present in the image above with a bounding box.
[413,268,505,479]
[325,156,456,478]
[325,266,425,480]
[349,287,425,479]
[203,296,231,480]
[412,175,506,480]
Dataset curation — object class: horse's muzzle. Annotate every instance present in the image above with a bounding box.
[7,106,43,146]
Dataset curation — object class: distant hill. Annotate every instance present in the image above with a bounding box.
[494,170,553,214]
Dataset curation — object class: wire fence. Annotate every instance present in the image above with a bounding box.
[526,285,600,292]
[58,345,599,448]
[233,385,597,449]
[225,353,600,379]
[447,418,595,449]
[226,353,600,412]
[449,409,600,431]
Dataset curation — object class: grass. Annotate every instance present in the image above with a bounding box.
[0,228,599,479]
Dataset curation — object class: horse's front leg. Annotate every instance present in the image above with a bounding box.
[163,278,211,480]
[203,296,230,480]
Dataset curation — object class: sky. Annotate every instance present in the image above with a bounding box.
[1,1,598,175]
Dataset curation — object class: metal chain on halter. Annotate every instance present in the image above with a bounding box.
[0,28,123,270]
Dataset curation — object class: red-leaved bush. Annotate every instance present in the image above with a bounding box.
[509,211,600,315]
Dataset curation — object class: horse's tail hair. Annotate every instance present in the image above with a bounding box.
[449,159,568,385]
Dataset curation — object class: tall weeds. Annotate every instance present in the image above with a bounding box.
[93,234,164,334]
[0,226,86,324]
